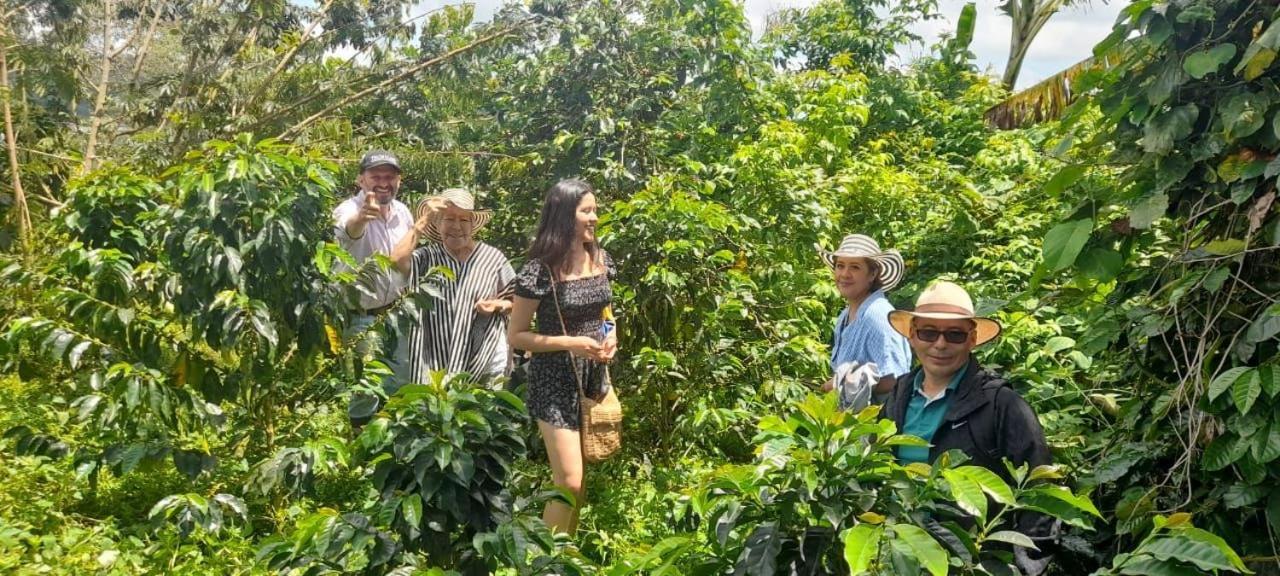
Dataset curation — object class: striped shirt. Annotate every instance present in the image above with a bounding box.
[831,290,913,380]
[407,242,515,382]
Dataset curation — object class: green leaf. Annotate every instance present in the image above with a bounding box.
[959,466,1015,505]
[953,3,976,50]
[1251,418,1280,463]
[1043,336,1076,355]
[1029,464,1065,482]
[942,468,988,521]
[1203,266,1231,293]
[401,494,423,528]
[1115,556,1204,576]
[1143,104,1199,154]
[1246,306,1280,348]
[884,435,930,447]
[1142,535,1238,572]
[1179,526,1249,571]
[1260,365,1280,397]
[1221,92,1272,141]
[843,524,883,575]
[1043,219,1093,271]
[1044,165,1086,197]
[1233,369,1263,414]
[68,340,92,369]
[889,524,948,576]
[1078,248,1123,282]
[984,530,1038,550]
[1184,44,1237,78]
[1223,483,1268,509]
[736,522,782,576]
[1209,367,1252,400]
[1020,486,1103,529]
[1236,18,1280,79]
[1267,490,1280,536]
[1146,58,1188,106]
[1130,192,1169,229]
[1201,433,1247,471]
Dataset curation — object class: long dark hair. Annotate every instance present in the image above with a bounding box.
[528,178,600,276]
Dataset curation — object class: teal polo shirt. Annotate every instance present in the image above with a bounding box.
[898,366,968,465]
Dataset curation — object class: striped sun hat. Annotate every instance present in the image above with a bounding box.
[416,188,492,242]
[817,234,906,292]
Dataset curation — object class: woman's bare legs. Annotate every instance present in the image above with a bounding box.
[538,419,585,534]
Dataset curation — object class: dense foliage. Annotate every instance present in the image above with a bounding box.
[0,0,1274,573]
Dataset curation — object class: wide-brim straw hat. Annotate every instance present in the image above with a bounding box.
[888,280,1002,346]
[416,188,492,242]
[817,234,906,292]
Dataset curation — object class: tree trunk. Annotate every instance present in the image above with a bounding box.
[1002,26,1029,89]
[81,0,116,175]
[0,16,30,249]
[1001,0,1068,90]
[129,5,163,89]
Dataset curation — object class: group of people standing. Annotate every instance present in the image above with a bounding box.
[334,151,614,534]
[336,149,1055,568]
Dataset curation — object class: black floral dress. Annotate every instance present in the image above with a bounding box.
[513,254,615,430]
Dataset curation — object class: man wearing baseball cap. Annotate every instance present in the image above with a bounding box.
[333,150,414,401]
[884,280,1055,575]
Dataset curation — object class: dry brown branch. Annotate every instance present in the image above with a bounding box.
[279,20,530,139]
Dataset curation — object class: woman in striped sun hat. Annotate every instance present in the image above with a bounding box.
[391,188,515,387]
[817,234,913,412]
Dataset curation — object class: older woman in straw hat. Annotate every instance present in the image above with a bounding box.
[883,280,1054,575]
[817,234,913,411]
[391,188,514,385]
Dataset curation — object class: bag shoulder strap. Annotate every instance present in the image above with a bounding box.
[548,268,588,397]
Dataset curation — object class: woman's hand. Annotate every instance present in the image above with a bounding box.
[567,336,607,362]
[821,378,835,392]
[474,298,511,316]
[600,333,618,363]
[413,197,451,235]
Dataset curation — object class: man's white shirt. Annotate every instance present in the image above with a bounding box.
[333,190,413,311]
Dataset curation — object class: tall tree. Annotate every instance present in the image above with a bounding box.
[1000,0,1078,89]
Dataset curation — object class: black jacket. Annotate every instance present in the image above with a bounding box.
[885,357,1056,575]
[885,357,1051,477]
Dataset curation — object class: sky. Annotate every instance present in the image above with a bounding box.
[414,0,1125,90]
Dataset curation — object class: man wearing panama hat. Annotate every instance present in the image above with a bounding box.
[391,188,514,385]
[885,279,1055,574]
[817,234,913,412]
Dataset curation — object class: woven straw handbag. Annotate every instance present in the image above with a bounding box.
[550,271,622,463]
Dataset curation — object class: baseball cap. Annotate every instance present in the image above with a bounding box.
[359,150,401,173]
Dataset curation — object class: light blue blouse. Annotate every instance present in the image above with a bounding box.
[831,290,913,379]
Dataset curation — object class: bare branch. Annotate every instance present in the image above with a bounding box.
[279,20,531,139]
[0,13,31,249]
[129,3,164,88]
[242,0,336,112]
[81,0,116,175]
[250,4,481,128]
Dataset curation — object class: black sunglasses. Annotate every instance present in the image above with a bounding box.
[913,327,972,344]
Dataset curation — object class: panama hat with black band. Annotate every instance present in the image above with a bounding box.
[888,280,1002,346]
